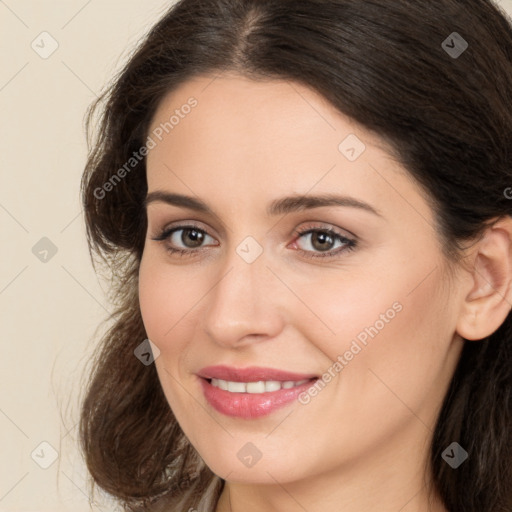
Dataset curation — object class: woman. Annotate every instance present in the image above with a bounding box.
[79,0,512,511]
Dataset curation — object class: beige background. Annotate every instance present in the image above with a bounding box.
[1,1,512,511]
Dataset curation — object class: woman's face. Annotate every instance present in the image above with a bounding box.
[139,72,465,485]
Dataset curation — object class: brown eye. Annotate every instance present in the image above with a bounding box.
[151,224,217,256]
[180,228,205,248]
[309,231,335,252]
[292,226,357,260]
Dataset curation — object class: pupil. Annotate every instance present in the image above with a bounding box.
[184,228,203,247]
[313,232,333,251]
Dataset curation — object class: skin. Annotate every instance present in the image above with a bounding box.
[138,72,512,512]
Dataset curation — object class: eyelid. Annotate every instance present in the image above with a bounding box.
[292,221,356,240]
[290,223,357,259]
[150,220,358,259]
[150,221,217,246]
[151,219,213,238]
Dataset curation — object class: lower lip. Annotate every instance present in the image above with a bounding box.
[199,377,317,419]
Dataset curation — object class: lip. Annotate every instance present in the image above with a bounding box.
[197,365,318,419]
[197,365,318,382]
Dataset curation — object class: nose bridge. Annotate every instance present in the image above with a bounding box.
[202,236,283,346]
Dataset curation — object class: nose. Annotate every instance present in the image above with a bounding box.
[201,244,286,349]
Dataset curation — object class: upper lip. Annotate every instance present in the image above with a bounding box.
[197,365,318,383]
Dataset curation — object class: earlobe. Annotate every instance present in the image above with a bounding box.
[456,216,512,341]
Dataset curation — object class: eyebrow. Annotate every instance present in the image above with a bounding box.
[144,191,382,217]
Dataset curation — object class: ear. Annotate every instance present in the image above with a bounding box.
[456,216,512,341]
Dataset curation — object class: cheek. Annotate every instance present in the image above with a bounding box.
[278,263,405,361]
[138,258,167,342]
[291,257,452,404]
[320,264,453,426]
[138,254,197,344]
[283,265,454,467]
[138,257,205,418]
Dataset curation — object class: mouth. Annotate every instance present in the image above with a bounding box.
[196,366,319,419]
[196,364,318,383]
[205,377,316,393]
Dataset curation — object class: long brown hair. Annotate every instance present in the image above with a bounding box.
[79,1,512,510]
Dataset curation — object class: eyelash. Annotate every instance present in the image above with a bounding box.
[151,223,357,260]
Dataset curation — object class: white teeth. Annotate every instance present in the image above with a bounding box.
[246,381,266,393]
[209,378,311,393]
[217,379,228,391]
[265,380,281,392]
[227,381,246,393]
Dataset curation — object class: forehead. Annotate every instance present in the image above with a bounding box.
[148,72,387,157]
[145,72,432,227]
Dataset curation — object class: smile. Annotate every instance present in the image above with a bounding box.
[199,376,318,419]
[209,378,311,393]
